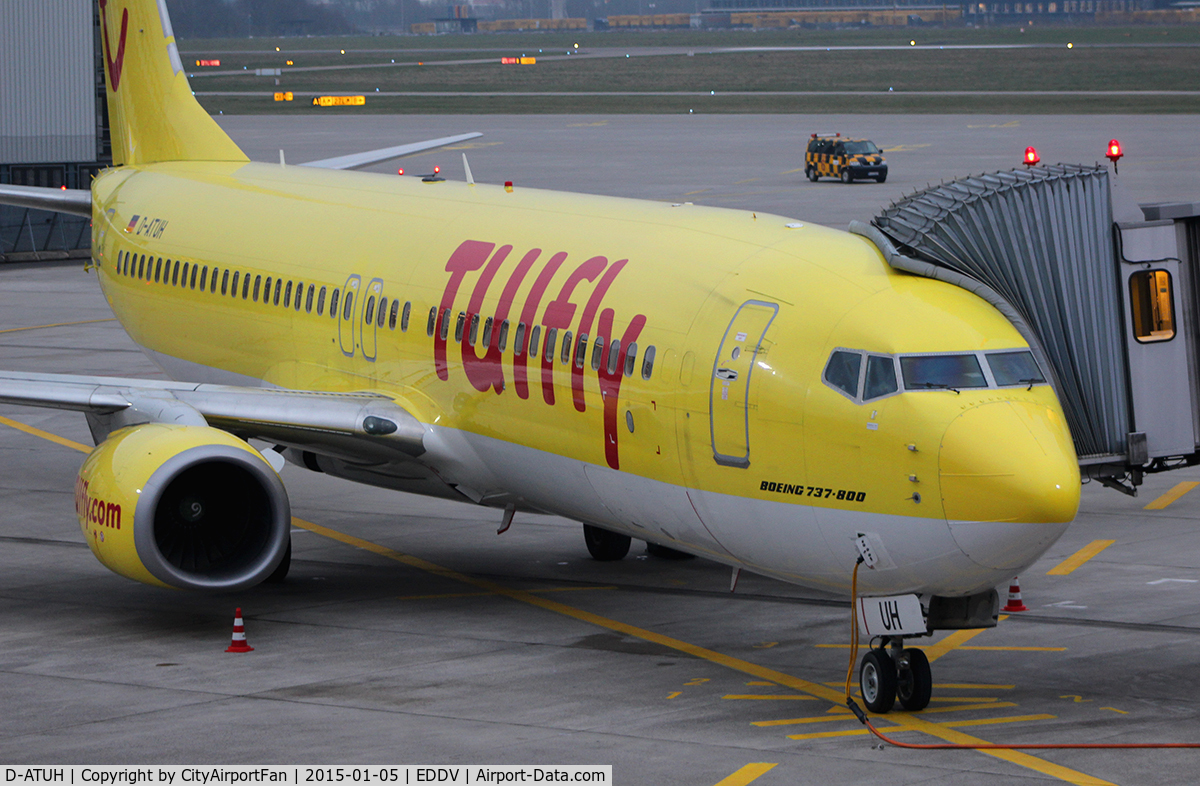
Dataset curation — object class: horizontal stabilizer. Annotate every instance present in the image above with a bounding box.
[302,132,483,171]
[0,184,91,217]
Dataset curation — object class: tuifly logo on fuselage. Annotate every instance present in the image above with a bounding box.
[436,240,646,470]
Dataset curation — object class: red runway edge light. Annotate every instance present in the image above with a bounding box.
[225,607,254,653]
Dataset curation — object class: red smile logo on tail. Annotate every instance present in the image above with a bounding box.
[98,0,129,91]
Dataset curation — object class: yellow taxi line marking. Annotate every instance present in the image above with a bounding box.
[1047,540,1117,575]
[0,318,117,335]
[754,701,1019,728]
[929,697,1000,703]
[683,189,711,195]
[1144,482,1200,510]
[396,586,616,600]
[745,681,775,686]
[787,727,885,740]
[287,517,1116,785]
[934,683,1015,689]
[712,763,777,786]
[733,178,760,184]
[1101,707,1129,714]
[781,167,806,174]
[936,713,1057,728]
[0,415,91,453]
[958,646,1068,652]
[722,694,816,700]
[922,628,987,662]
[666,692,682,700]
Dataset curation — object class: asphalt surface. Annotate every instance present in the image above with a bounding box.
[2,116,1200,783]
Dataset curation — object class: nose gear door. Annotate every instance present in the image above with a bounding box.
[709,300,778,468]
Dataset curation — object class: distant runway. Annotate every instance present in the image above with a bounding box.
[2,116,1200,782]
[216,113,1200,229]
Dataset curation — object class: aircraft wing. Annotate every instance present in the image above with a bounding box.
[0,370,426,463]
[0,184,91,217]
[301,132,483,170]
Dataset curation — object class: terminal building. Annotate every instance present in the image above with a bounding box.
[0,0,110,263]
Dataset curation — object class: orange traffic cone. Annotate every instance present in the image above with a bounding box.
[1002,577,1028,612]
[225,607,254,652]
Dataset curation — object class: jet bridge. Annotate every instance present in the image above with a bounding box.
[854,163,1200,495]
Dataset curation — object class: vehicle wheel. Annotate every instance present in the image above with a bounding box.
[876,173,887,183]
[583,524,631,561]
[646,541,695,560]
[264,539,291,584]
[807,167,819,182]
[841,168,853,184]
[860,649,897,713]
[896,648,932,711]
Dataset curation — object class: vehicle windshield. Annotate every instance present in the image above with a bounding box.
[987,351,1046,387]
[844,141,880,155]
[900,354,988,390]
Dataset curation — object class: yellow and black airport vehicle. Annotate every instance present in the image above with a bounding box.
[805,134,888,183]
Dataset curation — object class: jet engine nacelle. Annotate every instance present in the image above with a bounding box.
[75,424,290,590]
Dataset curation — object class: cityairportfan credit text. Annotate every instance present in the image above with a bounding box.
[3,768,611,785]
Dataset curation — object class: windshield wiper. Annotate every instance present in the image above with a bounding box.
[1019,377,1044,391]
[913,382,960,394]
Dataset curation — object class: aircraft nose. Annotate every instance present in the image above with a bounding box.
[940,400,1080,571]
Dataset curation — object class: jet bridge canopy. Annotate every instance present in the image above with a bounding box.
[865,164,1200,493]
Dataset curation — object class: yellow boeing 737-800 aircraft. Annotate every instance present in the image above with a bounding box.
[0,0,1080,713]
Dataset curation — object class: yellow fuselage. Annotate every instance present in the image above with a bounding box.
[90,160,1080,597]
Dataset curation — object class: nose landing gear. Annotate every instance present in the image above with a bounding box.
[859,637,932,713]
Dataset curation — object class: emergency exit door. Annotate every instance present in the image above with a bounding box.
[709,300,778,468]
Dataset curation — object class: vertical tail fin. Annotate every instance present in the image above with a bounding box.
[98,0,247,166]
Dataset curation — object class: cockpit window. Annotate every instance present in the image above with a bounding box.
[987,351,1045,387]
[900,354,988,390]
[824,351,862,398]
[864,355,898,400]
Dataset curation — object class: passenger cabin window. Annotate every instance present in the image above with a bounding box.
[173,261,180,285]
[284,281,293,308]
[641,346,656,379]
[624,342,638,377]
[376,297,387,327]
[154,258,162,282]
[497,319,508,351]
[252,275,261,301]
[401,301,411,332]
[1130,269,1175,343]
[199,266,208,291]
[427,307,437,337]
[440,309,450,341]
[242,273,251,299]
[388,299,399,329]
[514,323,527,355]
[591,337,604,370]
[273,279,281,306]
[544,328,557,362]
[221,270,229,295]
[306,285,315,313]
[900,354,987,390]
[365,296,376,325]
[469,314,480,346]
[137,256,145,279]
[482,317,493,348]
[575,334,589,368]
[210,268,219,293]
[987,351,1045,387]
[824,350,862,398]
[529,325,541,357]
[342,291,354,320]
[455,312,466,342]
[329,289,339,317]
[190,264,199,289]
[317,287,326,315]
[561,331,573,364]
[607,339,622,375]
[863,355,898,400]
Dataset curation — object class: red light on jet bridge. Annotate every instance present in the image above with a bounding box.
[1023,146,1040,166]
[1106,139,1123,163]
